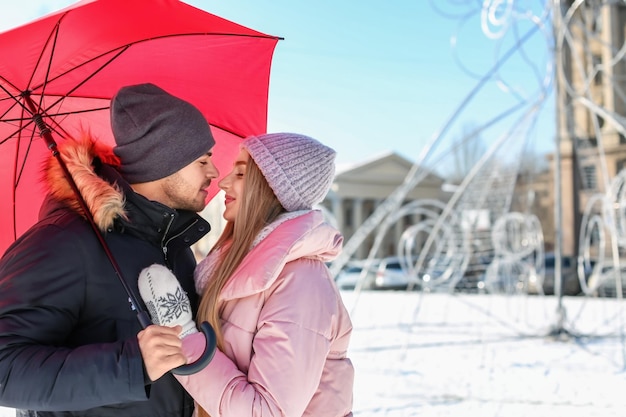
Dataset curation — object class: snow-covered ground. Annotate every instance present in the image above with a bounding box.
[2,291,625,416]
[345,291,626,417]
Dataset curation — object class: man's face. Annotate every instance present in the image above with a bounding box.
[159,150,219,212]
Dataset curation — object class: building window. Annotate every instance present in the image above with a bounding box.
[576,137,597,148]
[581,165,597,190]
[592,54,602,86]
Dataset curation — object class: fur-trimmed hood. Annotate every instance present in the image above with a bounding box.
[41,133,212,254]
[43,134,127,232]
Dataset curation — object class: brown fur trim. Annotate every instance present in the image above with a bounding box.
[43,132,127,231]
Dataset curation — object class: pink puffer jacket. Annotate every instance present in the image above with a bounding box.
[178,210,354,417]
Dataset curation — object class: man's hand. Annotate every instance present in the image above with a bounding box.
[137,324,186,381]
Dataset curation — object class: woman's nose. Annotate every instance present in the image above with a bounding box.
[218,175,229,190]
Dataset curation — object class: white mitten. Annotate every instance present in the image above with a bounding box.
[138,264,198,338]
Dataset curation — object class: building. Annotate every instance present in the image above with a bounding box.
[554,1,626,257]
[321,151,449,259]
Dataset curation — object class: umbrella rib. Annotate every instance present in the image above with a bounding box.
[13,28,281,137]
[44,107,110,140]
[2,26,277,175]
[0,82,34,119]
[0,15,59,110]
[31,32,281,94]
[0,18,63,123]
[36,18,63,114]
[32,33,276,137]
[0,87,28,120]
[36,47,130,119]
[6,105,37,242]
[0,110,248,143]
[0,76,27,103]
[2,107,112,123]
[2,19,282,115]
[0,120,36,146]
[14,122,37,193]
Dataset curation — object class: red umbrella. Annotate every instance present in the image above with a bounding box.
[0,0,281,374]
[0,0,281,255]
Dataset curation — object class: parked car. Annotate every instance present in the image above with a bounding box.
[334,259,378,290]
[335,257,421,291]
[588,265,626,298]
[372,257,421,290]
[484,259,531,295]
[456,255,493,293]
[527,253,583,296]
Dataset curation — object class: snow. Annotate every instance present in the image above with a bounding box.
[344,291,626,417]
[2,291,625,416]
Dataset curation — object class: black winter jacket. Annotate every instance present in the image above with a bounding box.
[0,138,210,416]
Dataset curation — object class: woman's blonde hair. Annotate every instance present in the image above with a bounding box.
[196,155,284,349]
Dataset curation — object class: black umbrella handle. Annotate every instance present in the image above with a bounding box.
[138,314,217,375]
[172,321,217,375]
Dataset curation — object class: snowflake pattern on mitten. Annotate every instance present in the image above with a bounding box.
[158,286,191,322]
[138,264,198,338]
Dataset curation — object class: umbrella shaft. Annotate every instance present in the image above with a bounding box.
[22,94,56,154]
[22,94,150,327]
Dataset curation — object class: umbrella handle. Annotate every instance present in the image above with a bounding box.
[171,321,217,376]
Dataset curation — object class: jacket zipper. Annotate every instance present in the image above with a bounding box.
[161,213,176,261]
[161,216,200,261]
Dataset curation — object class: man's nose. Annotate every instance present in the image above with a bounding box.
[206,161,219,179]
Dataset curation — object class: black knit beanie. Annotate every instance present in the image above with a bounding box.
[111,83,215,183]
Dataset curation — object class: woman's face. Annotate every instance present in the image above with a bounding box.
[218,148,249,222]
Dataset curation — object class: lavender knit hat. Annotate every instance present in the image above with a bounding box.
[241,133,336,211]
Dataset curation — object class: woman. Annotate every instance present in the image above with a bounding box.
[139,133,354,416]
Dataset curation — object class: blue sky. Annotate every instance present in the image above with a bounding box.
[0,1,556,172]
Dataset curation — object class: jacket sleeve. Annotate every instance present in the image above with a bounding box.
[0,224,148,411]
[177,261,334,416]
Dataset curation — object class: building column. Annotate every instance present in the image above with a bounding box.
[330,194,344,234]
[394,212,404,257]
[353,198,364,258]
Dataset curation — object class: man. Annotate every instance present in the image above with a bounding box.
[0,83,219,417]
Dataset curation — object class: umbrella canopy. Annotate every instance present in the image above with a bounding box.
[0,0,281,255]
